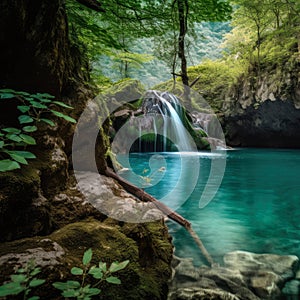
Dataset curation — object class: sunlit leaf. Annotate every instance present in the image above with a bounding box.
[108,260,129,273]
[22,126,37,132]
[50,110,76,123]
[17,105,30,113]
[10,151,36,159]
[2,128,21,134]
[18,115,34,124]
[82,248,93,266]
[7,152,28,165]
[53,280,81,290]
[71,267,83,275]
[105,276,121,284]
[0,93,15,99]
[53,101,73,109]
[0,160,20,172]
[40,118,55,126]
[30,101,48,109]
[19,134,36,145]
[0,282,24,296]
[5,134,22,143]
[11,274,26,283]
[29,279,45,287]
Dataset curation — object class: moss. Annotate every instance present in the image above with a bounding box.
[51,218,172,299]
[103,78,146,103]
[0,217,173,300]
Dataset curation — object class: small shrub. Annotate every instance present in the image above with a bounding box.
[53,248,129,300]
[0,89,76,172]
[0,259,45,300]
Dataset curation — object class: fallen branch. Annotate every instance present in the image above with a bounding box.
[104,167,191,228]
[104,167,214,266]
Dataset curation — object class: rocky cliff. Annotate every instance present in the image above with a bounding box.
[223,61,300,148]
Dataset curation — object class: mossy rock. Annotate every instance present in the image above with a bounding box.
[0,164,51,242]
[103,79,145,104]
[0,217,173,300]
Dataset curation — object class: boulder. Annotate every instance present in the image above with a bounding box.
[0,217,173,300]
[224,250,299,299]
[169,251,300,300]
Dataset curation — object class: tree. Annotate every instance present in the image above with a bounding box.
[168,0,232,106]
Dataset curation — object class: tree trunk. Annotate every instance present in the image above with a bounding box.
[177,0,191,108]
[0,0,86,96]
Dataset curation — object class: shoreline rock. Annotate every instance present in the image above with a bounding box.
[169,251,300,300]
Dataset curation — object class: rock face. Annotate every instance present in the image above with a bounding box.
[223,64,300,148]
[0,218,173,300]
[224,100,300,147]
[0,169,173,299]
[169,251,300,300]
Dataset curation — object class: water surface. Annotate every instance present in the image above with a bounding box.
[117,149,300,265]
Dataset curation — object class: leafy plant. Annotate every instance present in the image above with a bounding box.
[53,248,129,300]
[0,89,76,172]
[0,259,45,300]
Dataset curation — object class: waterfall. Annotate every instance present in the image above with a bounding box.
[141,90,195,152]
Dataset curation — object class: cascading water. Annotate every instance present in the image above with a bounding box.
[140,90,195,152]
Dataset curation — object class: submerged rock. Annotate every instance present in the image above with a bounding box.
[169,251,300,300]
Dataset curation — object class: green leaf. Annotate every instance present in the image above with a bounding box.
[53,280,81,290]
[31,95,52,103]
[19,134,36,145]
[17,105,30,113]
[22,126,37,132]
[30,268,41,276]
[0,282,24,296]
[88,267,103,279]
[29,279,45,287]
[17,268,26,273]
[40,118,55,126]
[71,267,84,275]
[36,93,55,99]
[7,152,28,165]
[30,101,48,109]
[53,101,73,109]
[0,88,15,93]
[108,260,129,273]
[62,289,79,298]
[0,141,3,148]
[86,288,101,296]
[18,115,34,124]
[0,93,15,99]
[10,151,36,159]
[50,110,76,123]
[0,159,21,171]
[2,128,21,134]
[105,276,121,284]
[11,274,27,283]
[28,296,40,300]
[5,133,22,143]
[98,262,107,272]
[82,248,93,266]
[14,91,30,96]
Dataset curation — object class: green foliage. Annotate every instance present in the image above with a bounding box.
[223,0,300,72]
[0,89,76,172]
[187,58,248,110]
[53,248,129,300]
[0,260,45,300]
